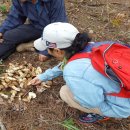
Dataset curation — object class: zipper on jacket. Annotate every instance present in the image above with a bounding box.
[102,43,124,88]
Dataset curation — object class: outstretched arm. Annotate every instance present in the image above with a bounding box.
[65,76,125,118]
[29,63,63,85]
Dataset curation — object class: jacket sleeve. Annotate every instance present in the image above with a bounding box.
[0,0,26,34]
[64,76,125,118]
[37,63,63,81]
[64,76,105,108]
[49,0,67,23]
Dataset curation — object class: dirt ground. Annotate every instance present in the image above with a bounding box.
[1,0,130,130]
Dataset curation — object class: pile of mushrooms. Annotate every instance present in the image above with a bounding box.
[0,62,52,103]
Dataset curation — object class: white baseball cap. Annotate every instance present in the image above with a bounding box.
[34,22,79,51]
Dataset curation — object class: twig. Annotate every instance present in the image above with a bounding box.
[22,87,34,98]
[119,120,127,130]
[0,65,5,67]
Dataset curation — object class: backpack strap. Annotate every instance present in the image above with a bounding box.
[68,52,92,63]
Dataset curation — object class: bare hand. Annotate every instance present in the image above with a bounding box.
[0,33,3,43]
[28,77,42,86]
[39,54,49,62]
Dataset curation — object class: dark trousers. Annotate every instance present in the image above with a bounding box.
[0,24,42,60]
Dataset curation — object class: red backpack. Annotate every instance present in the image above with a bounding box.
[68,43,130,98]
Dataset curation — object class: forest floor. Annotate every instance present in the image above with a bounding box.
[0,0,130,130]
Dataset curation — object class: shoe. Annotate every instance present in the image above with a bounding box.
[79,113,109,124]
[16,42,35,52]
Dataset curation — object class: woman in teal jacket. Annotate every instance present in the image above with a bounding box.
[29,22,130,123]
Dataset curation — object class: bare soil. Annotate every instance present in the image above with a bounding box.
[0,0,130,130]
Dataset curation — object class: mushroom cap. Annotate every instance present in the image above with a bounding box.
[10,90,17,94]
[28,92,36,99]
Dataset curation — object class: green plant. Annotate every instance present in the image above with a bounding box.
[111,19,121,27]
[0,59,5,74]
[0,5,7,13]
[0,59,3,65]
[61,118,80,130]
[0,67,4,74]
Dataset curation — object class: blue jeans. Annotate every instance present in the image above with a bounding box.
[0,24,43,60]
